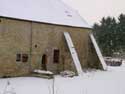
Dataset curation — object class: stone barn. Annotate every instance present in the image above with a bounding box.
[0,0,106,77]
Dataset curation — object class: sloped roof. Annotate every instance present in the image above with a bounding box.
[0,0,91,28]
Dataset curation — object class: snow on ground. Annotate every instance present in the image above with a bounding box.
[0,77,52,94]
[0,63,125,94]
[55,63,125,94]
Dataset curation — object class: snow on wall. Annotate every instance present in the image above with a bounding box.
[0,0,91,28]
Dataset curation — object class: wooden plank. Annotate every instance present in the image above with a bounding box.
[64,32,83,76]
[90,34,107,70]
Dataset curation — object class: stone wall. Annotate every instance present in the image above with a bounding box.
[0,17,101,77]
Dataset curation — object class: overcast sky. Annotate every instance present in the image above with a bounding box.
[62,0,125,26]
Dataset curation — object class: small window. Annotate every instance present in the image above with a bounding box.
[16,53,28,62]
[53,49,60,63]
[16,54,21,62]
[22,54,28,62]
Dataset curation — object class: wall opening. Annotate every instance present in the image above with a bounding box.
[53,49,60,63]
[22,54,28,62]
[16,54,21,62]
[41,54,47,71]
[16,53,28,63]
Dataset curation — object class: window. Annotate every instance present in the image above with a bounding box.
[16,53,28,62]
[53,49,60,63]
[22,54,28,62]
[16,54,21,62]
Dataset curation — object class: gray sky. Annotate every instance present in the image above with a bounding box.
[62,0,125,26]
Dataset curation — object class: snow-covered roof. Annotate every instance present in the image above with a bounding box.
[0,0,91,28]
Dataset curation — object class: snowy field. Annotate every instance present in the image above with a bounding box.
[0,63,125,94]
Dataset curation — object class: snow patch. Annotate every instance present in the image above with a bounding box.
[34,70,53,75]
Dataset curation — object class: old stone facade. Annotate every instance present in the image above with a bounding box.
[0,17,101,77]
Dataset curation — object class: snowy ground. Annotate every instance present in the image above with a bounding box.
[0,63,125,94]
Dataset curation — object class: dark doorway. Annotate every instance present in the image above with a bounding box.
[41,54,47,71]
[53,49,60,63]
